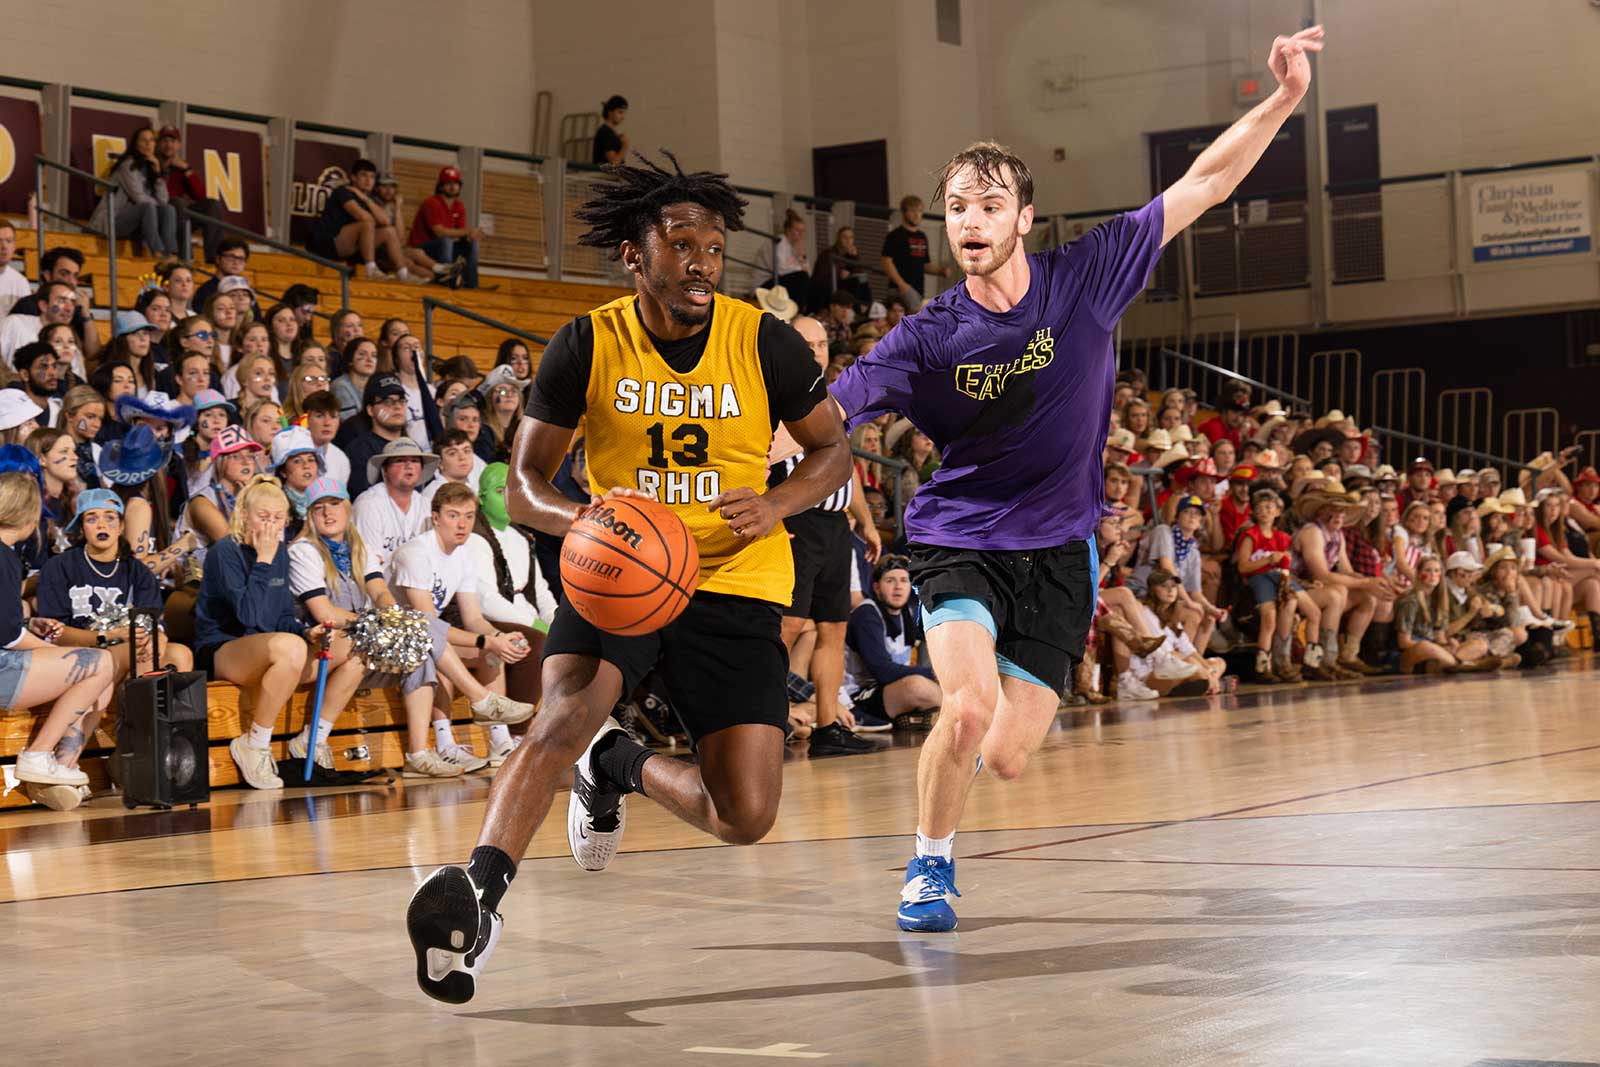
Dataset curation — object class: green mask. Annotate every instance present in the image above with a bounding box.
[479,463,510,530]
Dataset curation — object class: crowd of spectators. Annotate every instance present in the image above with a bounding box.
[0,227,547,807]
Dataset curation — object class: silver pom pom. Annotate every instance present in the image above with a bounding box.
[88,603,136,635]
[345,606,433,675]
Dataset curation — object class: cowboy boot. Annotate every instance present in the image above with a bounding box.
[1098,612,1165,657]
[1271,654,1304,683]
[1074,659,1109,705]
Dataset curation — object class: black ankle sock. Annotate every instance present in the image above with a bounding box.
[467,845,517,912]
[593,731,656,795]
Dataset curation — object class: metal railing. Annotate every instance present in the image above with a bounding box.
[851,447,911,526]
[1153,347,1539,479]
[174,201,351,309]
[34,155,122,323]
[421,296,548,367]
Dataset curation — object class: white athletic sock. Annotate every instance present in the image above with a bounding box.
[247,722,272,749]
[315,715,335,745]
[488,723,512,747]
[915,830,954,862]
[433,720,456,749]
[364,260,378,272]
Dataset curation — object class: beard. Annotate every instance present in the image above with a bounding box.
[953,228,1021,279]
[640,249,712,328]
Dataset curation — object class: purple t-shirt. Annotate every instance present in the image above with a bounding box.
[831,196,1164,551]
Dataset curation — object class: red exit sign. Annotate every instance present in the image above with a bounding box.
[1236,76,1265,105]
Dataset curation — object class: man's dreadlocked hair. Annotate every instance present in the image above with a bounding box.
[575,150,747,260]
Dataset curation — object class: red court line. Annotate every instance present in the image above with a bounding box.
[968,741,1600,860]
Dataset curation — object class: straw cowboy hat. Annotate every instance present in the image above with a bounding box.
[1476,497,1515,518]
[1314,409,1350,429]
[754,284,798,322]
[1138,428,1173,453]
[1105,428,1137,454]
[1153,445,1190,469]
[1252,400,1286,419]
[1169,424,1196,444]
[1497,487,1528,508]
[1294,479,1363,521]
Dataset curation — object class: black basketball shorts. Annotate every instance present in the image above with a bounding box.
[542,590,790,744]
[783,509,852,623]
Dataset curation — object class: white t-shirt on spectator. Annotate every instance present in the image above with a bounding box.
[391,531,470,613]
[320,442,351,487]
[463,527,555,629]
[417,460,486,509]
[352,484,432,579]
[402,381,429,448]
[287,538,383,613]
[0,263,30,317]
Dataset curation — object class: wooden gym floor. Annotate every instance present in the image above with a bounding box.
[5,663,1600,1066]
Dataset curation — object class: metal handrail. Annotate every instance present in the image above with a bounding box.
[421,296,548,366]
[175,201,351,308]
[34,155,121,323]
[1154,347,1540,475]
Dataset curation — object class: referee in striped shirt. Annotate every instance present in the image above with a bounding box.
[773,316,882,756]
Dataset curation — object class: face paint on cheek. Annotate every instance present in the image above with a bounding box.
[76,419,90,435]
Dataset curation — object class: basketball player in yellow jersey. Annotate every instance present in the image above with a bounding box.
[407,152,852,1004]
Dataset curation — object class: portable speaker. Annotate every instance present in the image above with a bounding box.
[115,613,210,809]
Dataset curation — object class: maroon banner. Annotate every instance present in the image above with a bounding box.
[289,138,360,246]
[0,96,42,218]
[183,122,266,233]
[69,106,155,221]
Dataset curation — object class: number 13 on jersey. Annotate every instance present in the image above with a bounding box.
[639,421,721,504]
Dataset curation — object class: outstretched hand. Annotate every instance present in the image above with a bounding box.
[1268,25,1324,99]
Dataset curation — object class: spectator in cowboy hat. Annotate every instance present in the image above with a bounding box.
[1336,425,1367,468]
[408,165,479,289]
[1454,469,1480,504]
[1290,479,1389,676]
[1217,462,1257,547]
[1373,464,1400,493]
[754,284,798,322]
[1137,428,1174,467]
[1343,464,1374,492]
[1569,467,1600,547]
[1104,428,1138,467]
[1434,469,1458,504]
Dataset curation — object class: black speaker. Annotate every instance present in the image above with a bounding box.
[115,613,210,809]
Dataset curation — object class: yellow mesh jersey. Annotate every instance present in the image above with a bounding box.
[583,293,793,604]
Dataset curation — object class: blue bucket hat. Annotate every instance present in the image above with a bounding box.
[97,425,171,486]
[112,310,161,339]
[65,488,124,534]
[116,391,195,429]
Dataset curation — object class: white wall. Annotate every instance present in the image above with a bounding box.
[3,0,540,152]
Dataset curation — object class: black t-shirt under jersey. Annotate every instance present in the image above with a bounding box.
[526,299,827,430]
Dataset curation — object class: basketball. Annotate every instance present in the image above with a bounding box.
[559,497,700,636]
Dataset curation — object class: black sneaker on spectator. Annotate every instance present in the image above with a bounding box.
[851,708,894,732]
[893,708,937,732]
[786,671,816,704]
[808,721,875,756]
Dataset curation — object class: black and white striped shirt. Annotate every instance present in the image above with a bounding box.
[769,451,852,513]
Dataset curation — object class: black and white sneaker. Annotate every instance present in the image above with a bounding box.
[568,719,627,872]
[407,865,503,1004]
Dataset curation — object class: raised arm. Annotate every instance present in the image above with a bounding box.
[1160,25,1325,247]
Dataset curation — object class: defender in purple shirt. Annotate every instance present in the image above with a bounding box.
[832,24,1327,933]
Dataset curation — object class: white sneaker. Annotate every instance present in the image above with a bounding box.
[1117,672,1160,701]
[487,734,520,768]
[1150,653,1196,681]
[403,750,466,778]
[14,750,90,787]
[228,736,284,790]
[29,782,84,810]
[287,731,335,771]
[438,742,489,773]
[568,718,627,872]
[470,692,536,725]
[363,264,391,281]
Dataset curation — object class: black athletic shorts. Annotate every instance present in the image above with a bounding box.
[783,509,852,622]
[542,591,789,744]
[906,539,1096,699]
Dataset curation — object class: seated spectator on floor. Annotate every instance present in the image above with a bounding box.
[1130,494,1226,654]
[1290,481,1389,677]
[289,476,532,777]
[1127,570,1227,697]
[2,281,80,373]
[409,166,480,289]
[1533,486,1600,632]
[0,471,117,791]
[35,489,195,687]
[843,554,940,731]
[1477,545,1553,667]
[11,342,63,426]
[194,475,367,790]
[89,126,179,261]
[1234,488,1310,683]
[1390,500,1432,588]
[391,482,534,769]
[353,437,436,576]
[307,160,442,284]
[1393,556,1494,675]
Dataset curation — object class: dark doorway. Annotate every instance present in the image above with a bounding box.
[1326,104,1383,283]
[813,140,889,206]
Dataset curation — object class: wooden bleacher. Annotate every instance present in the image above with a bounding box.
[1,227,627,806]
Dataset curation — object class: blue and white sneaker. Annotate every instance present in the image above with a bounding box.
[897,855,960,932]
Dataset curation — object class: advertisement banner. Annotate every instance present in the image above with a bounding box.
[0,96,42,217]
[1469,168,1592,263]
[69,106,154,221]
[289,138,360,247]
[184,122,266,233]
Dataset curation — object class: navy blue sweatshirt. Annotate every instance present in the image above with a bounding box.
[195,535,305,651]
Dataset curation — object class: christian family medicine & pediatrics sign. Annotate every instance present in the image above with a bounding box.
[1468,168,1592,262]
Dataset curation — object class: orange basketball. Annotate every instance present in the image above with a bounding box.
[560,497,700,636]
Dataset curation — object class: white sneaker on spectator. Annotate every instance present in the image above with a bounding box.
[29,782,84,810]
[363,264,392,281]
[287,731,336,771]
[14,750,90,787]
[403,750,466,778]
[487,735,520,768]
[470,692,536,725]
[1150,654,1196,681]
[1117,672,1160,701]
[438,742,489,773]
[228,737,284,790]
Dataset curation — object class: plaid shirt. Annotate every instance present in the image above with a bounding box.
[1345,528,1382,578]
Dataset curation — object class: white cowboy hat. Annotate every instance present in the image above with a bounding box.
[755,285,798,322]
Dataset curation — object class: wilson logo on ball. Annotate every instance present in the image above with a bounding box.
[560,497,700,637]
[580,505,644,550]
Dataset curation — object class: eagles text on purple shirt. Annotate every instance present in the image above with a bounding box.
[830,196,1165,551]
